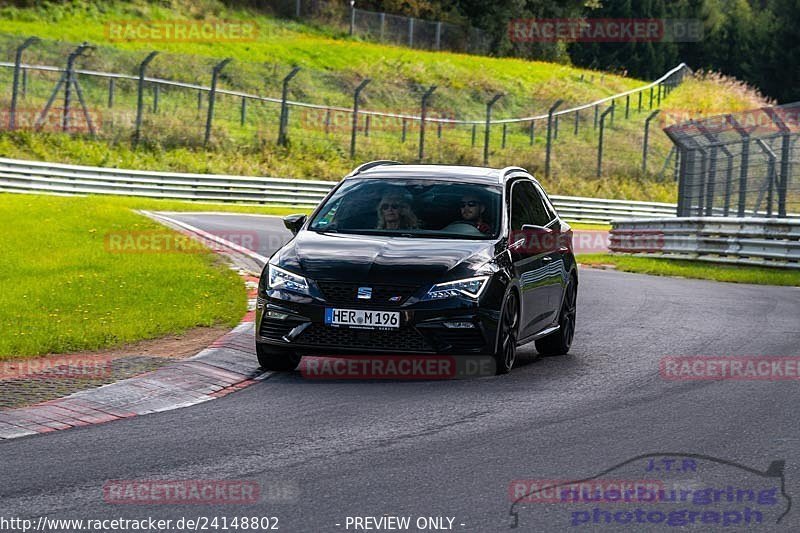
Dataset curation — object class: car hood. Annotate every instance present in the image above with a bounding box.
[274,230,498,284]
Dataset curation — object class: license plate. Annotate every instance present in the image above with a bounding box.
[324,308,400,329]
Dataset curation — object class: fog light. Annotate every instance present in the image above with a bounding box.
[266,310,290,320]
[443,321,476,329]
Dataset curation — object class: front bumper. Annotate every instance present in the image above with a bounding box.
[255,288,501,356]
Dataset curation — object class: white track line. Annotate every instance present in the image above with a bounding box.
[140,210,269,265]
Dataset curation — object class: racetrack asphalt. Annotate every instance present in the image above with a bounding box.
[1,213,798,532]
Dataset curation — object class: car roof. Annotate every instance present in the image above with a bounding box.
[346,163,534,185]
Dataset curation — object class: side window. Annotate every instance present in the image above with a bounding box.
[510,181,532,231]
[534,183,558,223]
[510,180,550,230]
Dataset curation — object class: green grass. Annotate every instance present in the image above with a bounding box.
[569,222,610,230]
[578,253,800,286]
[0,193,250,359]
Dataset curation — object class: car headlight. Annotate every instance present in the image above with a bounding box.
[268,264,311,295]
[423,276,489,301]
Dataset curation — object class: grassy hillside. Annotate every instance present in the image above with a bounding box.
[0,0,767,201]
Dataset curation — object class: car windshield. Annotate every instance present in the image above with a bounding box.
[309,178,502,239]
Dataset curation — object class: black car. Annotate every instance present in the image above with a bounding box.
[255,161,578,375]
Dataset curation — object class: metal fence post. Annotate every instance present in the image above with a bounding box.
[649,87,654,109]
[277,66,300,147]
[152,84,159,113]
[755,139,777,216]
[638,91,643,113]
[10,36,39,130]
[484,94,503,165]
[435,22,442,50]
[418,85,437,161]
[642,110,660,173]
[63,43,92,133]
[350,78,370,159]
[593,104,599,130]
[597,105,614,177]
[379,12,385,40]
[108,79,115,108]
[696,148,708,216]
[763,108,791,217]
[408,17,414,47]
[553,114,560,139]
[545,99,563,179]
[573,111,579,135]
[240,97,247,126]
[402,119,407,142]
[529,120,535,145]
[657,82,663,106]
[501,123,507,148]
[729,117,750,216]
[350,2,356,35]
[705,145,718,216]
[205,58,232,147]
[676,147,689,216]
[471,123,477,147]
[625,94,630,119]
[134,51,158,146]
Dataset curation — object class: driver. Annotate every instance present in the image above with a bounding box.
[459,194,491,234]
[376,192,420,230]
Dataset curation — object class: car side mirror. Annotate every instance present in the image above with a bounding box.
[509,225,558,256]
[283,214,307,235]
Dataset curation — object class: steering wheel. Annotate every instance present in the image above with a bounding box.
[442,221,484,236]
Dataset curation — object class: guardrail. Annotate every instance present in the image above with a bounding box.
[610,217,800,269]
[0,157,678,224]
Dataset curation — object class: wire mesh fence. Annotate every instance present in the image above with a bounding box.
[266,0,490,54]
[0,33,690,184]
[665,103,800,218]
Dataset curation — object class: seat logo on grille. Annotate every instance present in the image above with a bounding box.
[357,287,372,300]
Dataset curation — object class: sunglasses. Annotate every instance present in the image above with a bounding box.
[460,200,480,208]
[380,203,403,211]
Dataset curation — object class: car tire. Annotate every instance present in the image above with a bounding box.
[493,291,519,375]
[535,275,577,356]
[256,342,302,371]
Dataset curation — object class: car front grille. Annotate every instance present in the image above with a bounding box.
[316,282,419,307]
[295,324,433,352]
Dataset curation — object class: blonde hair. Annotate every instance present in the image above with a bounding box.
[376,193,420,229]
